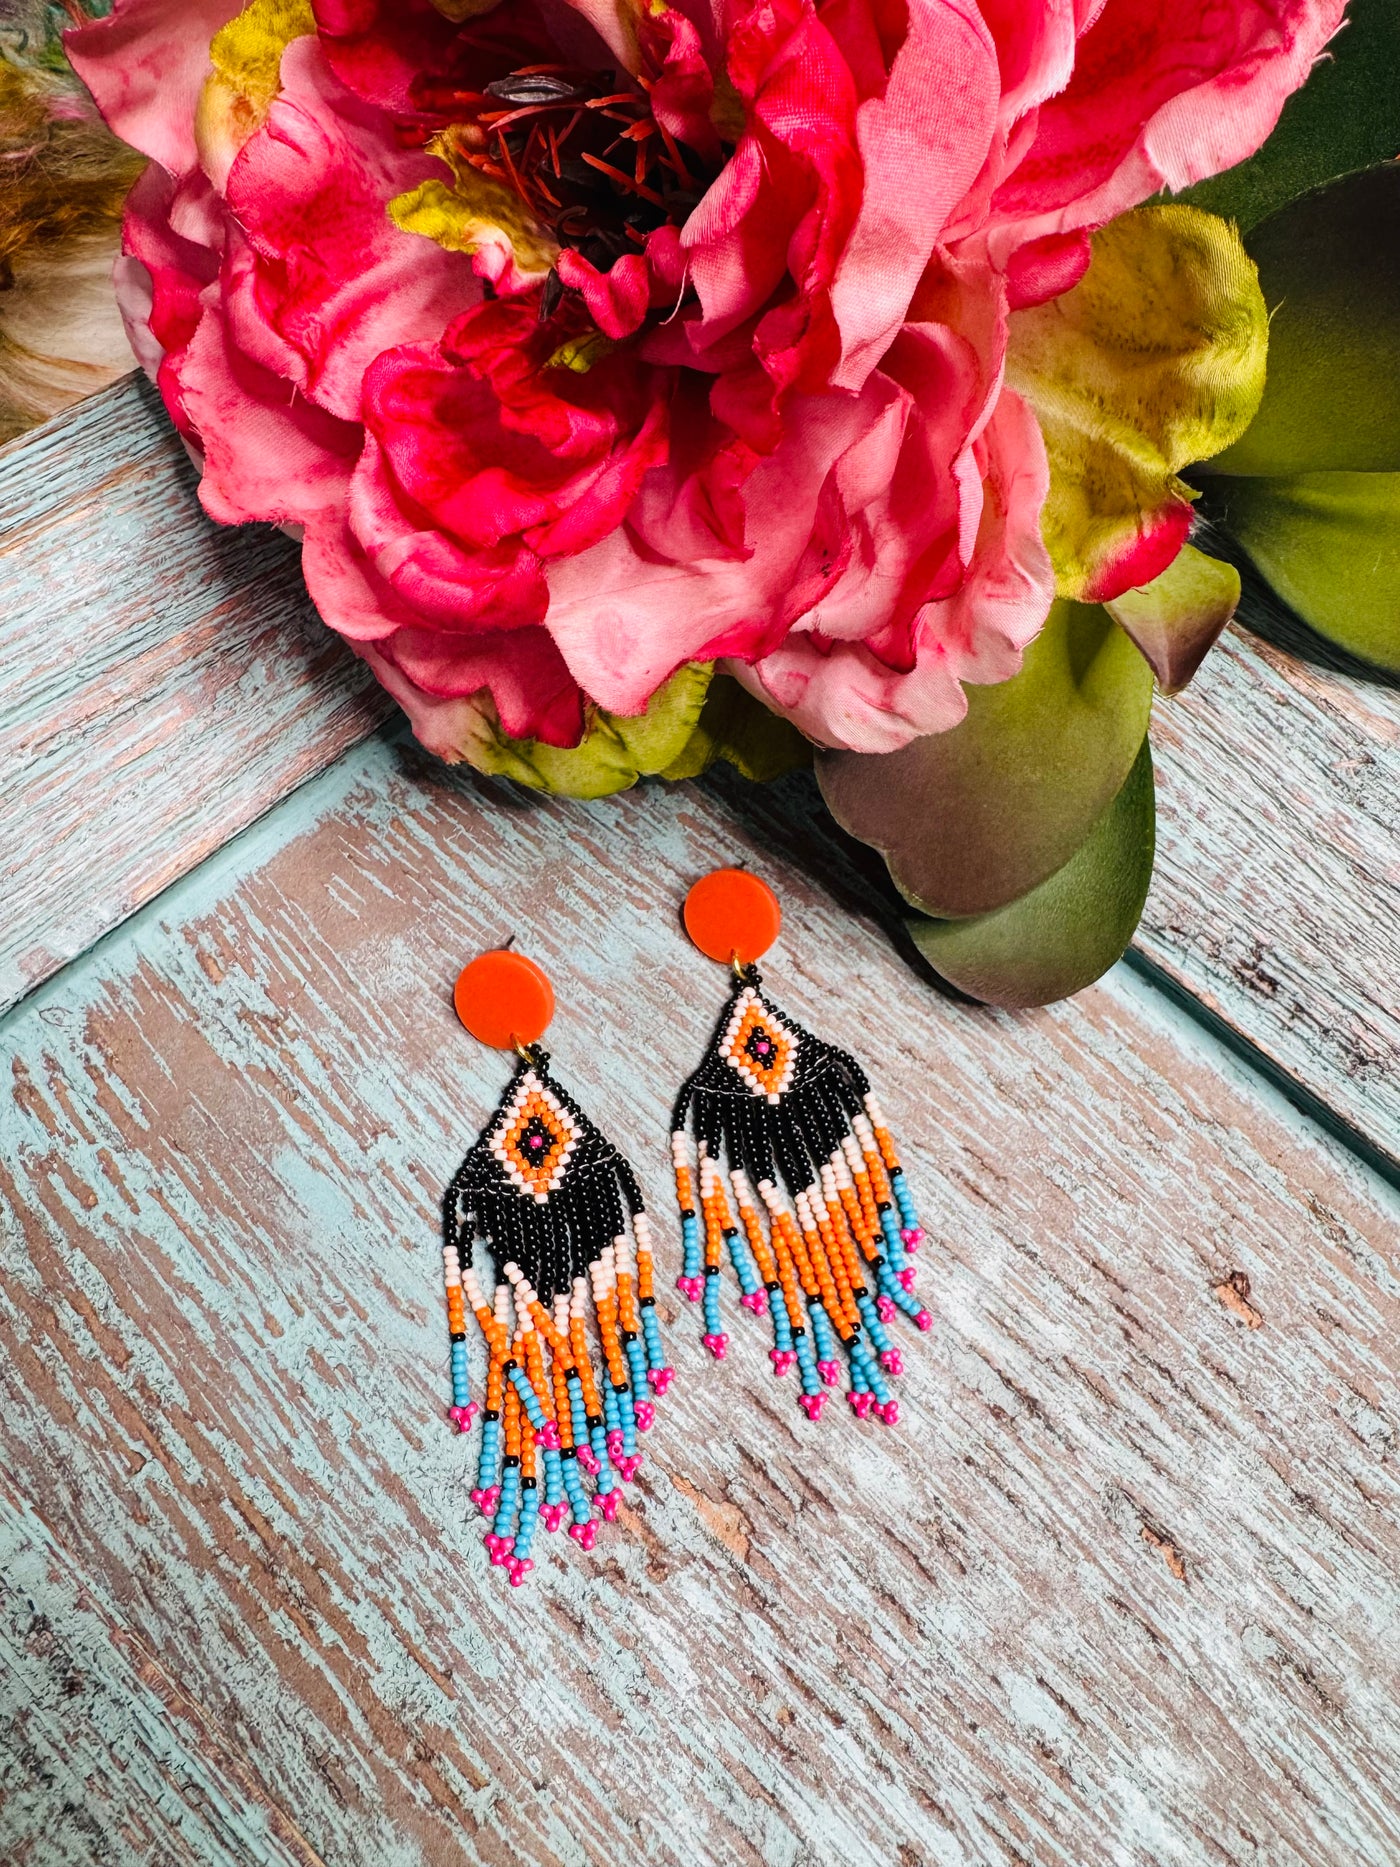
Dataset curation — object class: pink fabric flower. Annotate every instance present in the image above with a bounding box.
[70,0,1345,756]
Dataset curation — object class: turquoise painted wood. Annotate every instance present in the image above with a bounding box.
[0,1477,319,1867]
[3,734,1398,1867]
[0,374,390,1014]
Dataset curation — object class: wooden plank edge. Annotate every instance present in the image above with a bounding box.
[1124,948,1400,1194]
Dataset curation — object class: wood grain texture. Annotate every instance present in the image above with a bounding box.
[0,374,391,1016]
[0,1476,318,1867]
[1142,626,1400,1169]
[3,741,1397,1867]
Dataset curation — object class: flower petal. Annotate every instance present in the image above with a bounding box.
[449,663,715,797]
[67,0,245,177]
[988,0,1348,248]
[1006,204,1267,602]
[827,0,1000,390]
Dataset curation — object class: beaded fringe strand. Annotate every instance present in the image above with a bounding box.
[442,1049,673,1583]
[672,969,928,1421]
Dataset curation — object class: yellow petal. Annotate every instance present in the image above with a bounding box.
[459,667,715,798]
[389,132,558,284]
[1007,205,1267,603]
[195,0,316,185]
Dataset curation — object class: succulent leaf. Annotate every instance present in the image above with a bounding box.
[1105,544,1242,695]
[661,675,812,783]
[907,739,1156,1010]
[1208,164,1400,479]
[816,599,1153,920]
[1210,472,1400,672]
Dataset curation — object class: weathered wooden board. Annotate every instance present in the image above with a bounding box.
[3,378,1396,1166]
[1142,626,1400,1170]
[3,741,1397,1867]
[0,1476,316,1867]
[0,374,391,1015]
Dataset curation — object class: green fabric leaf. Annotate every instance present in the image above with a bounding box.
[907,739,1156,1009]
[1105,544,1242,694]
[462,664,715,797]
[1208,164,1400,478]
[1006,205,1267,602]
[1172,0,1400,235]
[816,599,1153,919]
[660,674,812,782]
[1210,471,1400,671]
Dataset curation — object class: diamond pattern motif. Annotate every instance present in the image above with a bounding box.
[489,1072,580,1201]
[721,989,798,1103]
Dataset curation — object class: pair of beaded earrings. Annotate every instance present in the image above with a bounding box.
[440,868,929,1586]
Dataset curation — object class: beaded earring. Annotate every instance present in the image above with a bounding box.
[671,870,929,1422]
[441,947,672,1585]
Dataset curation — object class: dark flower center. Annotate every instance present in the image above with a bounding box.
[412,29,721,302]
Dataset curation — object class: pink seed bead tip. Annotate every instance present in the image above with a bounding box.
[848,1391,875,1419]
[647,1367,675,1395]
[876,1296,897,1324]
[879,1399,901,1426]
[617,1454,642,1483]
[901,1227,924,1250]
[576,1444,601,1475]
[471,1485,501,1517]
[703,1332,729,1359]
[538,1419,561,1451]
[740,1289,768,1312]
[770,1348,797,1376]
[634,1402,656,1432]
[449,1403,478,1433]
[916,1309,934,1332]
[484,1532,513,1564]
[897,1268,916,1293]
[817,1360,841,1387]
[676,1275,704,1302]
[568,1519,598,1550]
[506,1557,534,1587]
[599,1488,622,1519]
[606,1428,625,1460]
[880,1348,904,1376]
[540,1503,566,1533]
[798,1392,827,1421]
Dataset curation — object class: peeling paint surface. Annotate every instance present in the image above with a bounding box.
[3,735,1398,1866]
